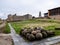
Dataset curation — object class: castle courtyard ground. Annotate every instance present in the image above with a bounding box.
[1,19,60,45]
[0,34,13,45]
[8,23,60,45]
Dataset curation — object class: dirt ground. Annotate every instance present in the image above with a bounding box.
[0,34,13,45]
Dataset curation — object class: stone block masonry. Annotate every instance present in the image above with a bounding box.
[7,14,32,22]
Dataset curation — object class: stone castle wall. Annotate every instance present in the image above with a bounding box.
[49,15,60,20]
[7,14,32,22]
[48,7,60,20]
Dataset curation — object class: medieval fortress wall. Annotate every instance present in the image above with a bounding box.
[7,14,32,22]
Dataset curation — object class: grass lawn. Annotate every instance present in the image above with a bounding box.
[11,19,60,36]
[3,23,10,34]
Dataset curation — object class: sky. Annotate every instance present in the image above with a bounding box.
[0,0,60,19]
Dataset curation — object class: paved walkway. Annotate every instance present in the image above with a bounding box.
[8,23,60,45]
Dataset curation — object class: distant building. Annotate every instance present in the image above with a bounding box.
[7,14,32,22]
[44,13,48,17]
[48,7,60,20]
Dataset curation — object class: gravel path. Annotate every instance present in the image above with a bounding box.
[8,23,60,45]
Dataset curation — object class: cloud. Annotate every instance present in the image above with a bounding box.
[0,0,60,19]
[0,13,6,19]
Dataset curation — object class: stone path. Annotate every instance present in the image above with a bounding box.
[0,34,12,45]
[8,23,31,45]
[0,22,6,33]
[0,22,6,28]
[8,23,60,45]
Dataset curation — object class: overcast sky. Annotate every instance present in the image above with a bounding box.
[0,0,60,19]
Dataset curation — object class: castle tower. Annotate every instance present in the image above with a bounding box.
[39,11,41,17]
[8,14,13,21]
